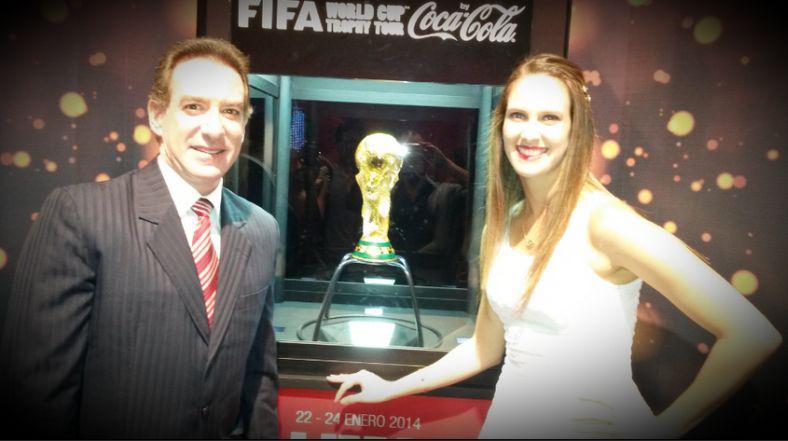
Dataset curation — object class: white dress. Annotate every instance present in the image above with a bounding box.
[479,198,656,438]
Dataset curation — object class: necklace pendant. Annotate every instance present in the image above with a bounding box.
[525,239,535,249]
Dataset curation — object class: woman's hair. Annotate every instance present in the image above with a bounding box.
[480,53,603,312]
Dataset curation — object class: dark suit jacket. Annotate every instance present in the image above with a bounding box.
[0,158,279,438]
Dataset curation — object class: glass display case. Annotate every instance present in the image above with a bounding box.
[228,74,496,351]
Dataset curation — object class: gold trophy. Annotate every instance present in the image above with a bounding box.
[352,133,407,262]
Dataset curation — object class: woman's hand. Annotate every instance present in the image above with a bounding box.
[326,369,396,405]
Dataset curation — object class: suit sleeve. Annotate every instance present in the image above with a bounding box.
[242,221,280,439]
[0,187,96,438]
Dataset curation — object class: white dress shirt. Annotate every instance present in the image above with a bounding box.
[158,158,223,258]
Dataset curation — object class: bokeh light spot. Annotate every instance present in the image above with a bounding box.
[600,174,612,185]
[134,124,152,145]
[88,52,107,66]
[109,131,119,141]
[59,92,87,118]
[634,146,644,156]
[667,111,695,137]
[691,179,704,192]
[740,56,749,65]
[626,157,636,167]
[138,159,149,169]
[583,70,602,86]
[135,108,146,119]
[116,142,126,153]
[1,153,13,166]
[33,118,45,130]
[653,69,671,84]
[638,189,653,205]
[673,175,681,183]
[44,159,58,172]
[716,172,734,190]
[697,343,709,354]
[701,232,712,242]
[706,139,719,151]
[95,173,110,182]
[663,221,677,233]
[30,212,39,221]
[609,123,619,134]
[766,149,779,161]
[40,0,68,23]
[601,139,620,159]
[694,16,722,44]
[733,175,747,189]
[13,151,31,168]
[731,269,758,296]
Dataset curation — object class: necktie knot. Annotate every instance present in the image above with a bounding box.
[192,198,213,219]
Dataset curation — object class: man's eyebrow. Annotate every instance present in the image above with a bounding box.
[178,95,207,103]
[178,96,242,106]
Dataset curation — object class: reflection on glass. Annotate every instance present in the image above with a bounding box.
[232,97,274,212]
[348,320,395,347]
[285,101,477,288]
[299,314,443,348]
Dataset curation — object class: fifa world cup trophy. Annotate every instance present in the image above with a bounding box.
[352,133,406,262]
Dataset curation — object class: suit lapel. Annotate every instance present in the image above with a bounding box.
[136,158,210,345]
[207,190,252,363]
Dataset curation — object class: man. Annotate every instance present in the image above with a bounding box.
[0,38,279,438]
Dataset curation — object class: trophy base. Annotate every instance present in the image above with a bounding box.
[352,240,397,262]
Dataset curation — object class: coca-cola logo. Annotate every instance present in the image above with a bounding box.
[407,2,526,43]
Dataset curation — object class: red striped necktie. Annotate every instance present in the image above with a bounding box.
[191,198,219,327]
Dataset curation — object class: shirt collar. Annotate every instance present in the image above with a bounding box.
[158,156,223,220]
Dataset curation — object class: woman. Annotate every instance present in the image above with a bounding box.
[327,54,781,438]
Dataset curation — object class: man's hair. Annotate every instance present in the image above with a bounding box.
[149,37,251,117]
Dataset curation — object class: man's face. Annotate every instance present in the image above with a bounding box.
[149,56,246,194]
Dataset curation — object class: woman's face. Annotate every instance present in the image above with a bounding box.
[502,73,572,182]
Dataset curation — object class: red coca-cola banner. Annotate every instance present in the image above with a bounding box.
[231,0,534,84]
[278,387,491,438]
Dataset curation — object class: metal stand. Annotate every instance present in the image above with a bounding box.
[312,253,424,347]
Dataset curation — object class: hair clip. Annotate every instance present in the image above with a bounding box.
[581,85,591,103]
